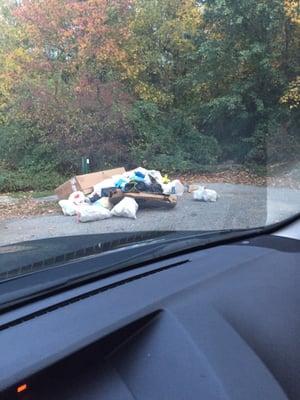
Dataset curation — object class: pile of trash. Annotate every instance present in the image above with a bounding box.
[91,167,185,199]
[59,167,181,222]
[59,193,138,222]
[58,167,219,223]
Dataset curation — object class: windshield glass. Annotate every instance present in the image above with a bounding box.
[0,1,299,262]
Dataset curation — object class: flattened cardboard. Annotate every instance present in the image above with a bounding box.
[55,167,125,199]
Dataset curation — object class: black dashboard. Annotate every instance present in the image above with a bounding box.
[1,233,299,399]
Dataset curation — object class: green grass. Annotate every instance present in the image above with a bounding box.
[3,190,54,199]
[31,190,55,198]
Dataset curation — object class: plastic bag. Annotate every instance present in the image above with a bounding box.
[115,177,129,190]
[171,180,185,196]
[58,200,78,216]
[133,167,149,176]
[77,205,112,222]
[193,187,219,202]
[162,179,185,196]
[88,193,101,203]
[93,179,116,195]
[111,174,124,183]
[133,167,152,185]
[148,170,163,185]
[69,191,86,205]
[162,174,170,184]
[94,197,113,210]
[111,197,138,219]
[162,182,172,195]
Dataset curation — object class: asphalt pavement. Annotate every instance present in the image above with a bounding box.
[1,183,299,246]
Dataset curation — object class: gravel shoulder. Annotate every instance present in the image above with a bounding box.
[1,183,299,246]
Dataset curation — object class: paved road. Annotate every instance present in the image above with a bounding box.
[1,183,299,246]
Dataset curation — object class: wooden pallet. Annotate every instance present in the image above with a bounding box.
[110,190,177,209]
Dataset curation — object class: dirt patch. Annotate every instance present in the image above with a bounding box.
[0,197,60,221]
[0,195,18,205]
[179,170,266,186]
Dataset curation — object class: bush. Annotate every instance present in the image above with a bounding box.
[145,153,194,173]
[129,101,221,172]
[0,166,65,192]
[182,132,220,165]
[244,110,300,165]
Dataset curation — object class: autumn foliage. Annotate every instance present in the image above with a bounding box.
[0,0,299,189]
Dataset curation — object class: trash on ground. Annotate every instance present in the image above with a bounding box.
[57,166,219,222]
[88,192,101,203]
[110,189,177,209]
[95,197,113,210]
[111,197,138,219]
[55,167,126,199]
[187,184,199,193]
[193,187,219,202]
[58,199,78,216]
[76,205,112,223]
[86,168,186,203]
[68,191,86,205]
[162,179,185,196]
[93,178,117,196]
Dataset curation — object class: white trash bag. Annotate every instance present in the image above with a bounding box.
[162,179,185,196]
[193,186,219,202]
[171,179,185,196]
[58,200,78,216]
[111,197,138,219]
[148,170,164,185]
[93,178,116,195]
[161,182,172,195]
[68,191,86,205]
[77,205,112,223]
[94,197,113,210]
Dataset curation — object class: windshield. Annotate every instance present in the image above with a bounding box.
[0,1,299,265]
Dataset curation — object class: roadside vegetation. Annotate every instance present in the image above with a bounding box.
[0,0,299,192]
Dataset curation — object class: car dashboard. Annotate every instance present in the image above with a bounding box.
[0,233,299,400]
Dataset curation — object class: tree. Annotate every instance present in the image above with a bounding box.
[0,0,299,183]
[188,0,300,162]
[1,0,133,172]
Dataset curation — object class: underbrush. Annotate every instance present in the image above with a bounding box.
[0,166,65,193]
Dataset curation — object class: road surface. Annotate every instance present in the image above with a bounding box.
[1,183,299,246]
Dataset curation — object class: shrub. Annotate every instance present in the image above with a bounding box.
[129,101,221,172]
[181,132,220,165]
[0,167,65,192]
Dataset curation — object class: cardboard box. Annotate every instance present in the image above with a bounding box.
[54,178,78,199]
[75,168,125,194]
[55,167,126,199]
